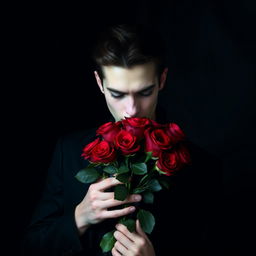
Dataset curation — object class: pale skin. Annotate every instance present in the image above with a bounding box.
[75,177,142,235]
[75,62,168,255]
[112,220,156,256]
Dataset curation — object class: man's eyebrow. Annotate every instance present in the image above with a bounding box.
[106,84,156,94]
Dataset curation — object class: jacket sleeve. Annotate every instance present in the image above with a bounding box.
[21,136,91,256]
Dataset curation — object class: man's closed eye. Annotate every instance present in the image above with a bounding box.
[110,90,153,99]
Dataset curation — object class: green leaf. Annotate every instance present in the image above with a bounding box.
[75,168,100,183]
[87,163,96,168]
[119,218,136,233]
[125,156,130,167]
[131,162,147,175]
[154,164,166,175]
[114,184,129,201]
[145,152,153,162]
[133,187,147,194]
[116,173,130,183]
[147,179,162,192]
[111,161,119,168]
[118,163,130,174]
[142,191,154,204]
[137,209,155,234]
[158,177,170,190]
[103,165,118,174]
[100,230,116,253]
[138,174,150,187]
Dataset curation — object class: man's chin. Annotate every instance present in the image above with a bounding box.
[121,115,151,120]
[116,113,154,121]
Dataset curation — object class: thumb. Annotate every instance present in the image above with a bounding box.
[136,219,147,238]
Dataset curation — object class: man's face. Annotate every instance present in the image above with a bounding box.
[95,62,167,122]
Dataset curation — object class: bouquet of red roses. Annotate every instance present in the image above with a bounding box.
[75,117,191,252]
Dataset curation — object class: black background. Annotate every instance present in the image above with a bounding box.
[6,0,256,255]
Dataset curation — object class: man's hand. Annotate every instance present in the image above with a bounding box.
[75,177,142,235]
[112,219,156,256]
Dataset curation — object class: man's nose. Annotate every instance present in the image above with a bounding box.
[125,97,138,117]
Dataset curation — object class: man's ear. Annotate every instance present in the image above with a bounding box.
[94,71,104,94]
[159,68,168,91]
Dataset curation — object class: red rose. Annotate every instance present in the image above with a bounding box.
[122,117,151,139]
[176,142,191,164]
[156,150,181,176]
[151,120,166,129]
[115,130,140,155]
[90,140,116,163]
[81,137,101,160]
[166,123,186,144]
[96,121,121,144]
[144,127,172,157]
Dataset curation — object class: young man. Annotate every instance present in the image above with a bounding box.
[21,24,221,256]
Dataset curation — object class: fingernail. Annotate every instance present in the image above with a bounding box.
[130,207,135,212]
[134,195,141,201]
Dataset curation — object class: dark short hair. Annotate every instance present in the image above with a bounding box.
[92,24,167,81]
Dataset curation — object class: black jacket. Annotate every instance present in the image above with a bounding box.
[21,119,222,256]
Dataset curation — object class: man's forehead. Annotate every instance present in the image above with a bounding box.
[106,84,156,94]
[103,79,157,94]
[102,63,157,92]
[102,63,156,79]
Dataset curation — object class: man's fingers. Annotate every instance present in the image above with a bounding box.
[100,194,142,209]
[102,205,136,219]
[97,192,114,200]
[136,219,147,238]
[115,223,138,242]
[93,177,123,191]
[111,247,122,256]
[113,238,130,255]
